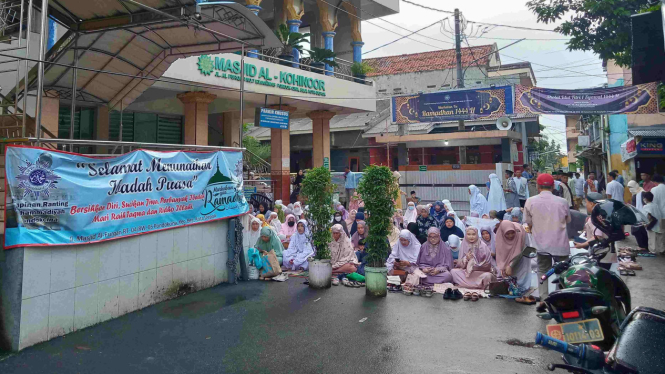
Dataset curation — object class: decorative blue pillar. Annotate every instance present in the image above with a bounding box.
[246,3,262,58]
[351,41,364,64]
[287,19,302,68]
[47,19,57,50]
[322,31,335,76]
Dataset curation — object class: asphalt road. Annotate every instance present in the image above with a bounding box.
[2,246,664,374]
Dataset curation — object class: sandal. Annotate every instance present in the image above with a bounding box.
[342,278,351,287]
[619,269,628,276]
[332,278,340,286]
[471,292,479,302]
[463,292,472,301]
[516,296,537,305]
[626,269,636,276]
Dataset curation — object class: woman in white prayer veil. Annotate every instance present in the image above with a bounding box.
[487,174,507,212]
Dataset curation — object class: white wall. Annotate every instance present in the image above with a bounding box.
[17,219,229,350]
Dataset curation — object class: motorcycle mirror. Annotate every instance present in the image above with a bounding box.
[523,247,537,258]
[537,312,553,320]
[592,306,608,315]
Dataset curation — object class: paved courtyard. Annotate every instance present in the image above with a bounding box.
[1,245,663,374]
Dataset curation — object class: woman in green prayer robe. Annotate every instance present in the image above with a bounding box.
[255,226,284,265]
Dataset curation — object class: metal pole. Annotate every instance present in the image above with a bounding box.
[21,0,33,137]
[34,0,49,145]
[239,44,244,148]
[454,8,465,131]
[119,101,123,154]
[521,121,528,166]
[13,0,24,114]
[70,33,79,151]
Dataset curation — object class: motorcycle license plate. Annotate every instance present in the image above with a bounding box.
[546,318,604,344]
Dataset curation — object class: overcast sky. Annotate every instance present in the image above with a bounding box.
[359,0,607,153]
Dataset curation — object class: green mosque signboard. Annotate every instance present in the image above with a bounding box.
[197,55,327,97]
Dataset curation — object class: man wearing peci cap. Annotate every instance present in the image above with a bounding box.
[524,173,571,312]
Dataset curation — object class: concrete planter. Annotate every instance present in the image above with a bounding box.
[353,74,366,84]
[278,54,293,67]
[308,258,332,289]
[310,62,325,75]
[365,266,388,297]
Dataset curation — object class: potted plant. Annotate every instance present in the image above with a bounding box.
[308,47,339,74]
[351,61,374,84]
[274,23,310,67]
[300,166,336,289]
[356,165,397,297]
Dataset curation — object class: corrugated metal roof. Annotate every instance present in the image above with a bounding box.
[628,126,665,137]
[35,2,280,111]
[364,45,496,77]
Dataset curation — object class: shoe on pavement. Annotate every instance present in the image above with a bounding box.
[332,278,340,286]
[536,302,547,313]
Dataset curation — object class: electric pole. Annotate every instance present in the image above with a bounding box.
[454,8,465,131]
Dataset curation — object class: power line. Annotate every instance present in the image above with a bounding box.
[363,18,449,55]
[501,53,606,78]
[401,0,561,32]
[317,0,453,51]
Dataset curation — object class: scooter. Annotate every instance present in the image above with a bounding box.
[538,242,630,350]
[536,199,646,351]
[536,306,665,373]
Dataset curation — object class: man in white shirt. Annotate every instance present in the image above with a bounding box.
[651,175,665,250]
[513,169,529,207]
[574,173,585,197]
[605,171,625,203]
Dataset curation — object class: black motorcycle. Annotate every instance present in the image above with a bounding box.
[537,200,645,351]
[536,306,665,373]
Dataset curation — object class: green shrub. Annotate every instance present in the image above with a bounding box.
[300,167,335,260]
[356,165,397,267]
[351,61,374,76]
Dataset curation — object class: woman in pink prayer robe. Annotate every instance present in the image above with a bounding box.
[450,226,496,289]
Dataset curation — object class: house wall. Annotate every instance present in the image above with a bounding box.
[373,68,489,97]
[0,219,231,351]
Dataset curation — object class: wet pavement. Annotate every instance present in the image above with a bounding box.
[1,245,664,374]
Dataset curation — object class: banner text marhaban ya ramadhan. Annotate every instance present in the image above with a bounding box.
[80,157,213,196]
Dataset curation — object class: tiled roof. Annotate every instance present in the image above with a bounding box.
[364,45,496,77]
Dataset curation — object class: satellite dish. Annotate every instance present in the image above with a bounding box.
[496,117,513,131]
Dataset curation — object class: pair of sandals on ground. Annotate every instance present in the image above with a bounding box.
[442,288,480,301]
[332,277,364,287]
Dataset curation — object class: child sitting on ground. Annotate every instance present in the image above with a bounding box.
[355,239,368,275]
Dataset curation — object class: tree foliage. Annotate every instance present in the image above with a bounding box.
[356,165,398,268]
[526,0,658,67]
[531,135,565,171]
[300,167,336,260]
[242,123,270,163]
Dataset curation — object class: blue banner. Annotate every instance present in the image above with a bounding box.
[392,86,513,124]
[4,146,249,249]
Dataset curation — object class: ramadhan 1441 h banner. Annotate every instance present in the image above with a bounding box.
[4,146,249,249]
[514,82,659,115]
